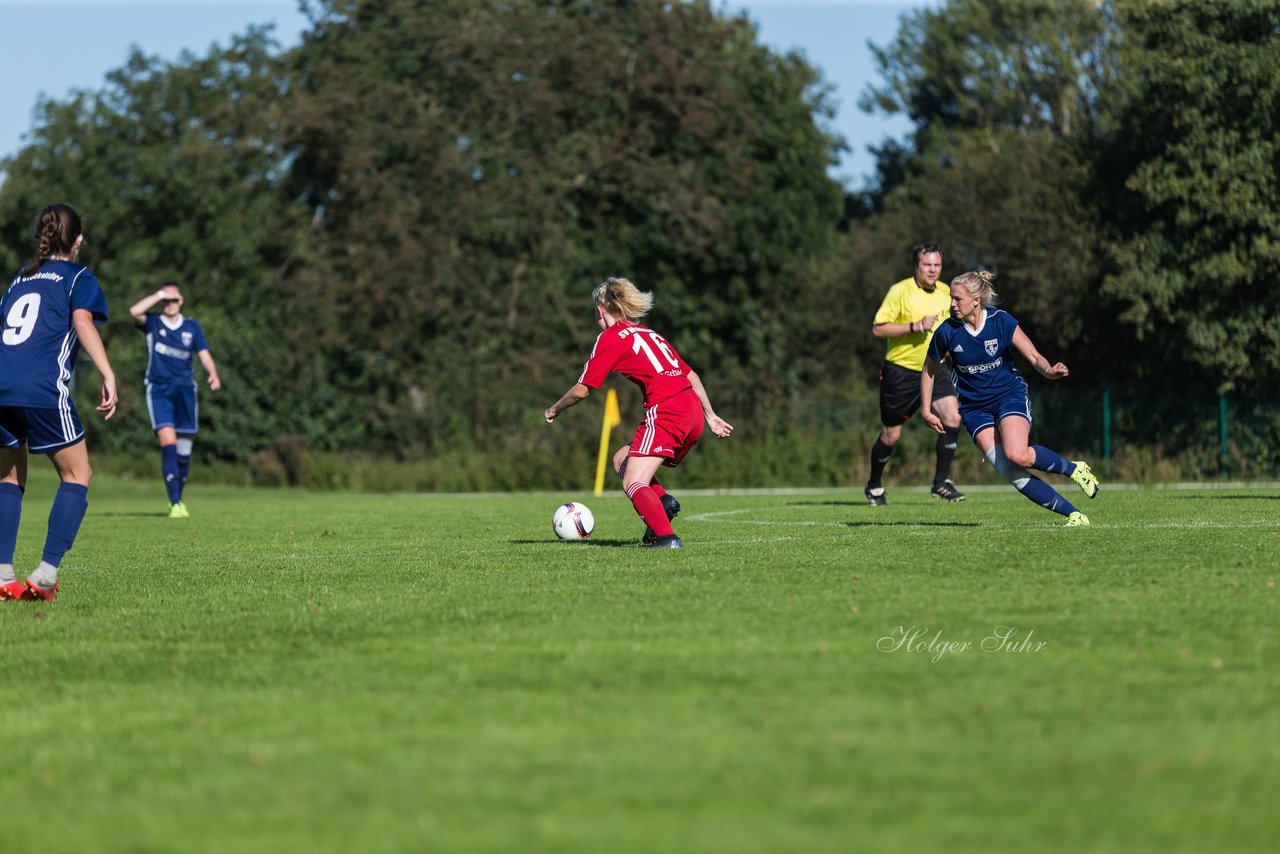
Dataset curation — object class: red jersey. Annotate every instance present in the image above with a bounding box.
[578,321,693,407]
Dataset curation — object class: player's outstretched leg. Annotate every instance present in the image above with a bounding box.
[986,445,1080,520]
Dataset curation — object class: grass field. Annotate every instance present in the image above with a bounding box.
[1,470,1277,852]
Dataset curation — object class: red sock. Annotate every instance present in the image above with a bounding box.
[626,483,673,537]
[649,480,668,500]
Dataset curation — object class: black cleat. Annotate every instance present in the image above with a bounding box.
[644,534,683,549]
[865,485,888,507]
[660,493,681,520]
[930,479,966,502]
[643,493,683,544]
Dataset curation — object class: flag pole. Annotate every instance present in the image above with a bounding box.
[594,389,620,496]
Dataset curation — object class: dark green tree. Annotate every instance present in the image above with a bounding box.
[850,0,1114,360]
[1101,0,1280,389]
[0,30,314,461]
[283,0,845,454]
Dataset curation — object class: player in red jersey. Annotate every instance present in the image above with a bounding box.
[544,277,733,548]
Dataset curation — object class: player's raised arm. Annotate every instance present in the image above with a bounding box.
[129,284,181,326]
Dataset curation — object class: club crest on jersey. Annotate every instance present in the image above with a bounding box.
[984,339,999,357]
[182,331,193,347]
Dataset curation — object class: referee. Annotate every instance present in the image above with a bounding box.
[865,243,964,505]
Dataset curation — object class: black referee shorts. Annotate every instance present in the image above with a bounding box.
[878,361,957,426]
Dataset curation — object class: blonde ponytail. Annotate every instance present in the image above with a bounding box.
[592,277,654,321]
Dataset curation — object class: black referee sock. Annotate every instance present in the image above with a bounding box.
[868,438,894,488]
[934,427,959,485]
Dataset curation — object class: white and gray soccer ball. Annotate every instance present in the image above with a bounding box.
[552,502,595,540]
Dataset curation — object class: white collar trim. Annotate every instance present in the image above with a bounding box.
[964,309,989,337]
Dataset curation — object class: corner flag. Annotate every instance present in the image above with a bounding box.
[594,389,621,496]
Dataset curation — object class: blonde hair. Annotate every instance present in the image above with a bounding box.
[592,276,653,321]
[951,270,999,307]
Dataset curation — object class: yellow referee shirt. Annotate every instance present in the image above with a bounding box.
[873,277,951,371]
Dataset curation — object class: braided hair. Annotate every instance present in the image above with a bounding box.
[20,203,82,277]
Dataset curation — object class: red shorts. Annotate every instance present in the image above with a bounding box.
[629,389,704,467]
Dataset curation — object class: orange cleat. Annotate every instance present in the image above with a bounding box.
[0,580,27,600]
[22,580,58,601]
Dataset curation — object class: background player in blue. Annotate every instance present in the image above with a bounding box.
[0,203,118,602]
[921,271,1100,526]
[129,282,222,518]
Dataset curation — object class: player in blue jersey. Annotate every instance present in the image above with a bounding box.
[129,282,221,518]
[921,271,1099,526]
[0,203,118,602]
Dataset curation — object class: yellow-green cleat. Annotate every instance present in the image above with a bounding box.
[1065,511,1090,527]
[169,501,190,519]
[1069,460,1099,498]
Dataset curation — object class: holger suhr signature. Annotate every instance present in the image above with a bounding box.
[877,625,1048,663]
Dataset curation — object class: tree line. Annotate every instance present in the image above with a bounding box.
[1,0,1276,485]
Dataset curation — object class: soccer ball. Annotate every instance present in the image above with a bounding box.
[552,502,595,540]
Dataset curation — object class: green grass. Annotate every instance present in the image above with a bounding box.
[2,470,1278,852]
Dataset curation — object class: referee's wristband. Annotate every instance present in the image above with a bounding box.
[910,321,917,333]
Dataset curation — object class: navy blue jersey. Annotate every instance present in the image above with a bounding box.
[0,260,108,408]
[927,309,1027,409]
[140,314,208,385]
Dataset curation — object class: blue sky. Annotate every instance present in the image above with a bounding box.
[0,0,929,188]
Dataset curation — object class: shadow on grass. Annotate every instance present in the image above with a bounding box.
[93,512,175,518]
[1169,494,1280,500]
[510,538,644,548]
[839,521,980,528]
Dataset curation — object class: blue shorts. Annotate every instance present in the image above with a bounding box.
[146,381,199,434]
[961,391,1032,439]
[0,405,85,454]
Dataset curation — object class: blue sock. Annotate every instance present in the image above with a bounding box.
[1031,446,1074,476]
[177,454,191,499]
[161,444,182,504]
[42,482,89,567]
[0,482,23,566]
[1015,474,1078,517]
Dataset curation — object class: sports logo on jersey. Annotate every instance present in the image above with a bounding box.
[181,331,193,347]
[984,339,999,357]
[952,344,964,353]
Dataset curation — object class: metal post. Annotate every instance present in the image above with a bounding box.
[1219,392,1228,476]
[1102,386,1111,460]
